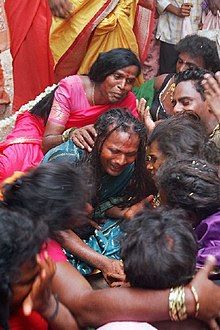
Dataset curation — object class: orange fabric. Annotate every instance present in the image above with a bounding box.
[4,0,54,112]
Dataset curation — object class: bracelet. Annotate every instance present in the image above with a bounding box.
[190,285,200,318]
[62,127,76,143]
[46,294,59,322]
[169,286,187,321]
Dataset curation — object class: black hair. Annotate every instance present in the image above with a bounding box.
[156,158,220,222]
[88,48,141,83]
[121,206,197,289]
[85,107,156,208]
[2,162,89,240]
[174,67,215,101]
[147,111,209,158]
[0,206,48,330]
[176,34,220,73]
[30,85,58,125]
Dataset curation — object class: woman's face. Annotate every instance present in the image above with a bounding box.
[100,129,140,176]
[99,65,138,103]
[10,258,39,311]
[146,141,167,178]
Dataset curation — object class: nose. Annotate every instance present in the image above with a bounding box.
[146,162,153,171]
[178,64,188,73]
[173,102,183,113]
[116,154,127,166]
[118,78,126,90]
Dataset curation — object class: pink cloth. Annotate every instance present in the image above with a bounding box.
[48,75,138,129]
[0,111,44,182]
[98,322,157,330]
[46,239,67,263]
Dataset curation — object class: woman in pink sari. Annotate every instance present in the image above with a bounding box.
[42,48,142,153]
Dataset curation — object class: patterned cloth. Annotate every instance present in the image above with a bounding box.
[156,0,202,45]
[42,140,135,275]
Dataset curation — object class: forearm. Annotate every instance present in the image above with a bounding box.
[40,294,79,330]
[165,3,181,16]
[105,206,128,219]
[42,134,63,154]
[76,286,196,328]
[60,230,110,270]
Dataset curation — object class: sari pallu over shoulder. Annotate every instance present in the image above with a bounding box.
[50,0,120,82]
[50,0,154,83]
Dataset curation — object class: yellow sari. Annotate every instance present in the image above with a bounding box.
[50,0,154,84]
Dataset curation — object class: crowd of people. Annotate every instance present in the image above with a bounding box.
[0,0,220,329]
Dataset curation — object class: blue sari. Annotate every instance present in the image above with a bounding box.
[42,140,134,274]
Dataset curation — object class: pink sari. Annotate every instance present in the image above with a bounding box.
[48,75,138,129]
[0,111,44,182]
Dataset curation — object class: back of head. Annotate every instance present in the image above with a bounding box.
[0,206,48,329]
[156,158,220,221]
[121,206,197,289]
[2,162,89,238]
[88,48,141,83]
[176,34,220,72]
[147,111,209,159]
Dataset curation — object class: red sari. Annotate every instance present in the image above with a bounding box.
[4,0,54,112]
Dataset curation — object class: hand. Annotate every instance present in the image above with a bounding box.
[208,0,220,15]
[22,252,56,317]
[70,125,97,152]
[190,256,220,329]
[202,72,220,122]
[48,0,73,18]
[179,3,193,17]
[124,195,154,220]
[136,98,155,134]
[101,258,126,287]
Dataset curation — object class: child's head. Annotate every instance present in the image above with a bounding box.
[120,207,197,290]
[156,158,220,222]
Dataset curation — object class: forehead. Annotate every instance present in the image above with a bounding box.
[113,65,138,77]
[147,140,161,155]
[174,81,201,100]
[104,129,140,148]
[179,52,205,68]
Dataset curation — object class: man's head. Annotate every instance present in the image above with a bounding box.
[176,34,220,73]
[173,68,218,133]
[121,206,197,289]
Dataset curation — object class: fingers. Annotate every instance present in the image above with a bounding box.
[201,255,217,277]
[49,0,73,18]
[23,295,34,316]
[70,126,97,152]
[88,219,102,230]
[208,319,220,330]
[180,3,193,16]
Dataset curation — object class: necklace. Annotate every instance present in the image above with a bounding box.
[91,83,96,106]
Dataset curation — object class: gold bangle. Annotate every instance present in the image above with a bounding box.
[190,285,200,318]
[62,127,76,143]
[169,286,187,321]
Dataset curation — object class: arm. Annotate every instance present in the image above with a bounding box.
[156,0,193,17]
[23,253,79,329]
[60,230,125,286]
[138,0,155,10]
[73,256,220,329]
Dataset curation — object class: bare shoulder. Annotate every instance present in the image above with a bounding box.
[154,74,169,91]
